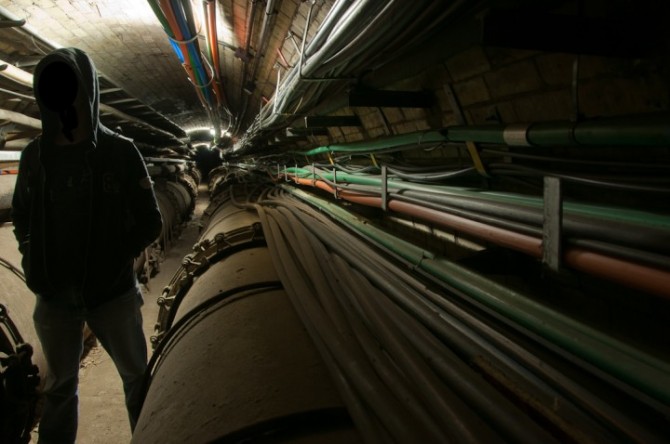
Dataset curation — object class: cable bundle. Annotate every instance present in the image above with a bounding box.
[147,0,228,138]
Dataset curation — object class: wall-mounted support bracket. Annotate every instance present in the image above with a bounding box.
[381,165,388,211]
[542,176,563,272]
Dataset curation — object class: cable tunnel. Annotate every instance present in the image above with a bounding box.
[0,1,669,442]
[133,168,670,444]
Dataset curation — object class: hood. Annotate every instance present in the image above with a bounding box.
[33,47,100,144]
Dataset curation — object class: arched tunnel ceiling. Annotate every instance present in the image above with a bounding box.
[1,0,668,155]
[1,0,341,151]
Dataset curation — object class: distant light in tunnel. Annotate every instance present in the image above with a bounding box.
[186,126,231,140]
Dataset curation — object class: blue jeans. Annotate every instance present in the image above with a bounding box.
[33,285,147,444]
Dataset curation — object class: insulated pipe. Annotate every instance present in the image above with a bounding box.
[134,180,361,443]
[295,113,670,158]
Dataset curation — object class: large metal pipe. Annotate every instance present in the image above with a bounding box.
[136,167,199,282]
[134,176,361,443]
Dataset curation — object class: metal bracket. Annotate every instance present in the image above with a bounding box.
[542,176,563,272]
[151,224,266,349]
[381,165,388,211]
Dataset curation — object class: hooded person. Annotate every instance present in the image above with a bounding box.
[11,47,163,443]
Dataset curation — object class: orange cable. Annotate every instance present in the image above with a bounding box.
[287,173,670,299]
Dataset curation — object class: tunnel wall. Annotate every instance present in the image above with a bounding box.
[303,45,669,152]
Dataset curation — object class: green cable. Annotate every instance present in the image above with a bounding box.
[283,167,670,230]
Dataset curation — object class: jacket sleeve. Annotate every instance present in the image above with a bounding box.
[11,142,36,254]
[125,142,163,258]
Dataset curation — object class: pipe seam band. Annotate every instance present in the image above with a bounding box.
[503,124,532,147]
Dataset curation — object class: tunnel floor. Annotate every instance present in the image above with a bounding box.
[30,186,209,444]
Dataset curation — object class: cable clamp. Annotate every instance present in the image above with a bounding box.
[542,176,563,272]
[381,165,388,211]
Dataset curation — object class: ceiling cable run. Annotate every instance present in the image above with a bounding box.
[237,0,464,151]
[148,0,231,142]
[202,0,228,110]
[237,0,280,133]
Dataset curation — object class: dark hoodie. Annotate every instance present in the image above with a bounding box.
[11,47,163,307]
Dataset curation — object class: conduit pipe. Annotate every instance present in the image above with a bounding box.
[203,0,227,108]
[287,176,670,299]
[281,186,670,407]
[238,0,278,126]
[267,186,669,441]
[0,57,34,85]
[134,180,361,443]
[285,167,670,233]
